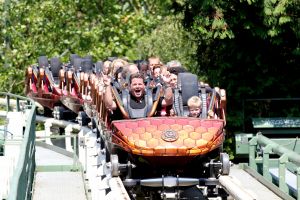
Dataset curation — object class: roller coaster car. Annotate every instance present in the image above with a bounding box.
[101,73,229,199]
[59,57,94,123]
[25,56,64,115]
[25,55,99,122]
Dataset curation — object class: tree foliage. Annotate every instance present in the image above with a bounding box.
[132,15,198,75]
[175,0,300,132]
[0,0,174,93]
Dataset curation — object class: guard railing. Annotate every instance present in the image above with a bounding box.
[249,133,300,200]
[0,92,36,200]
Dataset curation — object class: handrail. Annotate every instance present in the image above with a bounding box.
[0,92,36,200]
[249,133,300,199]
[256,133,300,165]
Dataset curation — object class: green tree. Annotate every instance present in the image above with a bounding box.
[0,0,174,93]
[175,0,300,131]
[172,0,299,158]
[132,15,199,75]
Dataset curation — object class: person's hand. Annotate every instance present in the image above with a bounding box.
[208,110,215,118]
[162,71,171,83]
[169,108,175,116]
[149,80,156,88]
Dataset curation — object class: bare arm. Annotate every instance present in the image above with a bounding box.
[104,85,117,110]
[103,75,117,111]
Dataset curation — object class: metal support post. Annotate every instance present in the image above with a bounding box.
[73,135,78,170]
[263,144,273,181]
[65,124,74,152]
[6,95,10,111]
[78,129,87,172]
[44,119,54,145]
[249,137,258,170]
[16,98,20,112]
[279,154,289,194]
[297,167,300,200]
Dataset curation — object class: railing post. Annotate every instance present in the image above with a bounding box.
[72,135,78,171]
[279,154,289,194]
[16,98,20,112]
[65,124,74,152]
[6,95,10,111]
[44,119,54,145]
[297,167,300,200]
[263,144,273,181]
[249,136,257,170]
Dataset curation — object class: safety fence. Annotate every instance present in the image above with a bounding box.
[34,115,84,172]
[247,133,300,200]
[0,93,36,200]
[33,115,92,200]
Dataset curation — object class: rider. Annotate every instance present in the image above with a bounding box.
[187,96,202,118]
[104,73,173,119]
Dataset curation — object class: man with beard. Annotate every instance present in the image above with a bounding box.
[104,73,173,119]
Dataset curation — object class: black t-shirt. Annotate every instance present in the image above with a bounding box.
[110,93,147,121]
[129,95,146,109]
[110,87,166,120]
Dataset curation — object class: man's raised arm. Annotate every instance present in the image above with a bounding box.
[103,76,117,110]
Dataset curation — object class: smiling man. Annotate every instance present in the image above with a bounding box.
[129,73,147,109]
[104,73,173,119]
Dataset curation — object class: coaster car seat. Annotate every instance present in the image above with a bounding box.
[111,85,162,119]
[173,73,216,118]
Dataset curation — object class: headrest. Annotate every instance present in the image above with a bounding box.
[50,57,62,77]
[38,56,49,68]
[69,54,80,66]
[177,73,199,106]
